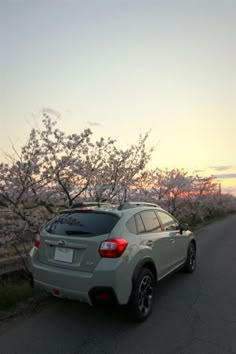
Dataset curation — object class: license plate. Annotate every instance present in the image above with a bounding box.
[54,247,74,263]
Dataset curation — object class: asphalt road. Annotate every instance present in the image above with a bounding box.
[1,214,236,354]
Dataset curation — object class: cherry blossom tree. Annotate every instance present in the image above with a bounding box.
[132,168,193,213]
[129,168,236,225]
[0,116,152,268]
[86,132,152,203]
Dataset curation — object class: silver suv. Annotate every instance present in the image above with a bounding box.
[30,202,196,321]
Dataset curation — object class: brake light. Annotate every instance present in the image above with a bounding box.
[34,233,40,248]
[99,238,128,258]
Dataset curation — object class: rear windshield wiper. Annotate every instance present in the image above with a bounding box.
[65,230,92,235]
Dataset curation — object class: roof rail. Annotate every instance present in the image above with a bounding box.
[70,202,114,209]
[117,201,160,210]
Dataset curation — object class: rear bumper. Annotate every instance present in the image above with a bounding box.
[30,248,132,305]
[34,278,92,303]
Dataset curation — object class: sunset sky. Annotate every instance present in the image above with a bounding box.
[0,0,235,194]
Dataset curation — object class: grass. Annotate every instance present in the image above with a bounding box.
[0,279,35,311]
[190,211,236,232]
[0,271,50,319]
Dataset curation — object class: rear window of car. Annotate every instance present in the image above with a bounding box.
[45,211,120,237]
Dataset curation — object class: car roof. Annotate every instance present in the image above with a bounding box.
[63,201,165,217]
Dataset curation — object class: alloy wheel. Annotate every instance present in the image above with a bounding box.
[138,275,153,316]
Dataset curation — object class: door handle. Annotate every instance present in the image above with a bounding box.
[170,238,175,244]
[146,240,153,247]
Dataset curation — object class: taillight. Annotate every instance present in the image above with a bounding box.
[99,238,128,258]
[34,233,40,248]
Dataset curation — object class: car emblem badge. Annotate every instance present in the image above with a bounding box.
[58,240,66,246]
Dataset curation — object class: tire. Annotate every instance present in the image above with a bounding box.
[128,268,155,322]
[184,243,196,273]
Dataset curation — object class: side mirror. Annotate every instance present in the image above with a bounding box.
[179,223,189,234]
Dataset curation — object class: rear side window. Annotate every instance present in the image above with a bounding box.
[135,214,145,234]
[140,210,162,233]
[126,216,137,234]
[45,211,119,237]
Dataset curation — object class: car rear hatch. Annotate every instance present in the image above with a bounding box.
[38,210,120,272]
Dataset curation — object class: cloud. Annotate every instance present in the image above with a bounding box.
[214,173,236,179]
[209,165,233,171]
[193,169,205,174]
[41,108,61,120]
[87,121,102,127]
